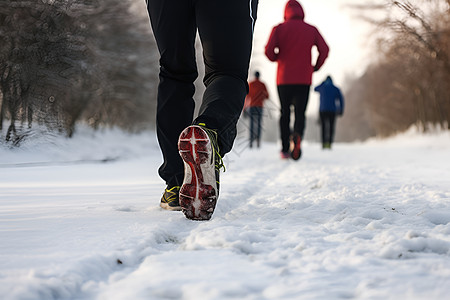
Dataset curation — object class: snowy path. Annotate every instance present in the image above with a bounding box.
[1,129,450,299]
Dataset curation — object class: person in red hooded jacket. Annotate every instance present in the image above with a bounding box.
[265,0,329,160]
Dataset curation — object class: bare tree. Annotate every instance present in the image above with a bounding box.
[0,0,159,143]
[345,0,450,138]
[0,0,94,141]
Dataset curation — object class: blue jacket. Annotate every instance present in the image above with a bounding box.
[314,78,344,114]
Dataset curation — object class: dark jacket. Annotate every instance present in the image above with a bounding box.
[314,77,344,114]
[265,0,329,85]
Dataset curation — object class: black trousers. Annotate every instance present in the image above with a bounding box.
[277,85,310,153]
[148,0,258,186]
[249,106,263,147]
[320,111,336,146]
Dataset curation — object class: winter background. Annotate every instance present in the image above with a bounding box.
[249,0,370,118]
[2,0,450,299]
[1,126,450,300]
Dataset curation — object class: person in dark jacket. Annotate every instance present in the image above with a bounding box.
[147,0,258,220]
[244,71,269,148]
[314,76,344,149]
[265,0,329,160]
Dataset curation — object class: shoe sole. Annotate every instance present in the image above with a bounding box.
[160,202,182,211]
[178,126,217,220]
[291,135,302,160]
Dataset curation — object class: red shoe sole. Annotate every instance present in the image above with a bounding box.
[178,126,217,220]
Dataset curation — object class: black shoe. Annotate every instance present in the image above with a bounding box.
[178,123,224,220]
[160,186,181,211]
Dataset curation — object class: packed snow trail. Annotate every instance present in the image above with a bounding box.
[0,128,449,299]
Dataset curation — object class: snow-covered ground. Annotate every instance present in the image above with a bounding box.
[1,126,450,300]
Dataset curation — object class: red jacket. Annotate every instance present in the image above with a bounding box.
[265,0,329,85]
[244,79,269,108]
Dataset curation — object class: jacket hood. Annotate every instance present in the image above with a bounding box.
[284,0,304,21]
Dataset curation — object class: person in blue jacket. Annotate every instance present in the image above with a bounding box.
[314,76,344,149]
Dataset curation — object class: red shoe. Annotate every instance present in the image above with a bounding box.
[178,124,222,220]
[280,151,290,159]
[290,134,302,160]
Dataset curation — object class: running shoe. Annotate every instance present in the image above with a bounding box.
[160,185,181,211]
[291,133,302,160]
[280,151,290,159]
[178,124,223,220]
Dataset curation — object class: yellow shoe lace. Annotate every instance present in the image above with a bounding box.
[163,186,180,202]
[198,123,225,172]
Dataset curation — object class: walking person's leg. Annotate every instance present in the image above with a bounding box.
[177,0,258,220]
[148,0,197,210]
[194,0,258,156]
[329,112,336,146]
[277,85,292,154]
[322,112,333,149]
[320,111,326,148]
[293,85,310,139]
[256,107,263,148]
[291,85,310,160]
[249,107,256,148]
[324,114,331,147]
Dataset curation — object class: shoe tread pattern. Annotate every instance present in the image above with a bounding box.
[178,126,217,220]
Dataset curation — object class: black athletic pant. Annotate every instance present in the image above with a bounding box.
[320,111,336,146]
[249,106,263,147]
[148,0,258,187]
[277,84,310,153]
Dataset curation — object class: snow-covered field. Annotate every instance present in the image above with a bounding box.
[1,127,450,300]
